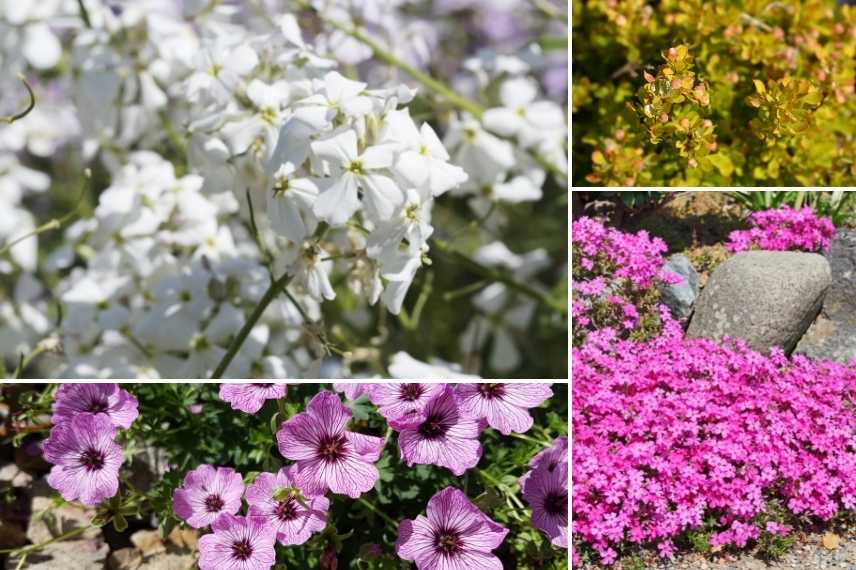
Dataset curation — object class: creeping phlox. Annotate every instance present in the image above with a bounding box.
[572,216,680,347]
[727,206,836,253]
[572,219,856,565]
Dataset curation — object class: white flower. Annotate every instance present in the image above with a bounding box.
[310,129,403,225]
[388,351,480,379]
[266,163,321,243]
[382,109,468,197]
[445,115,515,184]
[482,77,566,149]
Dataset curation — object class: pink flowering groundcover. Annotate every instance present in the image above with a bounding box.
[572,212,856,566]
[1,383,568,569]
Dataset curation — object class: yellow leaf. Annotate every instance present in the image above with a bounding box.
[753,79,766,95]
[592,150,605,165]
[822,532,840,550]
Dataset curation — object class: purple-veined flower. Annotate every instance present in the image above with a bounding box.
[521,460,568,548]
[245,466,329,545]
[173,465,245,528]
[396,385,482,476]
[333,383,373,400]
[530,436,567,472]
[197,514,277,570]
[396,486,508,570]
[43,414,123,506]
[51,383,139,429]
[219,383,287,414]
[368,383,444,424]
[456,383,552,435]
[276,390,384,498]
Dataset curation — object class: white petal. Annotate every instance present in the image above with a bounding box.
[313,174,359,226]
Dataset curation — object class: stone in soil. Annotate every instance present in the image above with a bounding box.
[5,538,108,570]
[26,478,101,544]
[795,229,856,363]
[687,251,831,353]
[659,254,700,321]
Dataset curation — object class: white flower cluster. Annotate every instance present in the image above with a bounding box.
[0,0,568,379]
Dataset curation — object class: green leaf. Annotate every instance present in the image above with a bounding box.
[708,153,734,177]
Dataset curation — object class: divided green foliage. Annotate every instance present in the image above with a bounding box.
[573,0,856,186]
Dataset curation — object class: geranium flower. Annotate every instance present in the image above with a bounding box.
[43,414,123,506]
[521,460,568,548]
[396,486,508,569]
[529,436,568,472]
[396,385,482,475]
[368,383,444,424]
[219,383,287,414]
[333,383,373,400]
[245,466,329,545]
[198,514,277,570]
[455,383,552,435]
[276,390,384,498]
[173,465,245,528]
[51,383,139,429]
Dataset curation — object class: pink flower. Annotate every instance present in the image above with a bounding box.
[396,385,483,476]
[396,486,508,570]
[245,466,329,546]
[276,390,384,498]
[43,414,123,506]
[51,384,139,429]
[368,383,445,424]
[173,465,245,528]
[197,514,277,570]
[727,206,835,253]
[333,383,373,400]
[521,460,568,548]
[219,384,287,414]
[455,383,552,435]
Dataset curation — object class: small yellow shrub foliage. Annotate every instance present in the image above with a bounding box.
[573,0,856,186]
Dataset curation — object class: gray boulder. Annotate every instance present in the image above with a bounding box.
[686,251,831,353]
[659,254,699,321]
[795,229,856,362]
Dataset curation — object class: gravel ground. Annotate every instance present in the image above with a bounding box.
[579,532,856,570]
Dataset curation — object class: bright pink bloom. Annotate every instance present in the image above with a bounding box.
[396,486,508,570]
[51,384,139,429]
[197,514,277,570]
[728,206,835,253]
[276,390,384,498]
[455,383,552,435]
[219,383,287,414]
[368,383,445,424]
[245,466,329,545]
[173,465,245,528]
[43,414,123,506]
[396,385,482,475]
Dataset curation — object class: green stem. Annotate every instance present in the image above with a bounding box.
[509,432,552,446]
[476,469,526,510]
[210,270,293,379]
[431,239,567,314]
[356,497,398,530]
[1,75,35,125]
[0,524,92,556]
[76,0,92,28]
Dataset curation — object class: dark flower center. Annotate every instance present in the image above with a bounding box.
[477,383,506,399]
[251,383,269,388]
[418,412,451,440]
[231,538,253,561]
[274,498,299,521]
[399,384,425,402]
[544,490,567,517]
[87,399,109,413]
[204,494,225,512]
[79,447,105,471]
[433,528,463,555]
[317,434,348,463]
